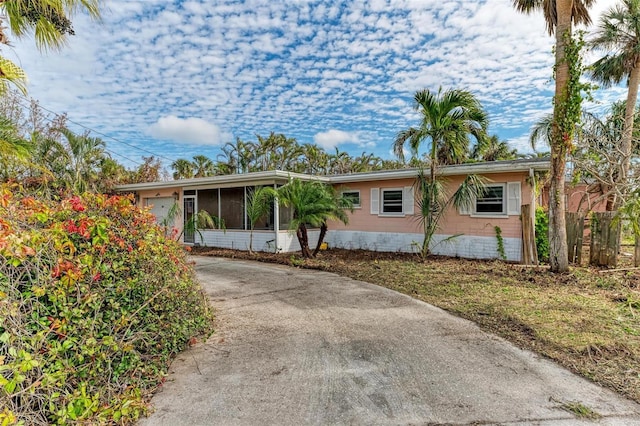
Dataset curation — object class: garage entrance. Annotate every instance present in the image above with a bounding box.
[145,197,175,226]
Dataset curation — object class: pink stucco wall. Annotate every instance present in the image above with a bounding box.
[565,184,607,213]
[331,172,533,239]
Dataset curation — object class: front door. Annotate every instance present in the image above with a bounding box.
[184,197,195,244]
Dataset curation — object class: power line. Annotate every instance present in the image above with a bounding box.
[9,97,145,167]
[12,93,179,164]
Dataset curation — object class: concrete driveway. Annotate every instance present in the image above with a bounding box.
[140,256,640,425]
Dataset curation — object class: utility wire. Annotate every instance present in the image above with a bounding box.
[10,97,145,167]
[13,93,179,164]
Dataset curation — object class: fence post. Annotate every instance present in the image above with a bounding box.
[566,212,584,264]
[521,204,538,265]
[589,212,619,267]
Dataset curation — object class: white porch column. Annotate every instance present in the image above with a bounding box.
[273,183,279,251]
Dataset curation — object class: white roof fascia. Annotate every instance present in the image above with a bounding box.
[115,160,549,191]
[115,170,329,192]
[327,159,550,184]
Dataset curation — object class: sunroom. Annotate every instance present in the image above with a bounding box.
[116,171,328,253]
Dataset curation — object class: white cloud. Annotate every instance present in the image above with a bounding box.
[314,129,360,149]
[147,115,229,146]
[6,0,627,167]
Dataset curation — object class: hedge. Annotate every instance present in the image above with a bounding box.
[0,185,214,425]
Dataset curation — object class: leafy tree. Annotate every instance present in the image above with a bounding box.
[513,0,595,273]
[131,156,164,183]
[589,0,640,209]
[614,193,640,266]
[531,102,640,212]
[573,102,640,211]
[98,157,129,192]
[393,87,488,184]
[276,179,351,259]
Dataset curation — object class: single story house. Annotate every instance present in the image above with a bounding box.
[115,158,551,262]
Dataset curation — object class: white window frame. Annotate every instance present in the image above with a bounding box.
[381,188,404,216]
[473,183,507,217]
[341,190,361,208]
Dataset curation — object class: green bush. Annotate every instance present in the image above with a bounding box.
[535,207,550,262]
[0,184,214,425]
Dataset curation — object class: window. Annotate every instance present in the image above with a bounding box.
[342,191,361,208]
[382,189,403,214]
[370,187,414,216]
[475,184,506,215]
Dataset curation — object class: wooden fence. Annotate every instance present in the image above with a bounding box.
[589,212,620,267]
[566,212,584,264]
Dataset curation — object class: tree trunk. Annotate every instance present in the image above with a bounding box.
[618,62,640,209]
[548,0,572,273]
[296,223,312,258]
[312,222,328,257]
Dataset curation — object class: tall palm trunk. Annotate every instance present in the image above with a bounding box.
[619,62,640,208]
[548,0,573,273]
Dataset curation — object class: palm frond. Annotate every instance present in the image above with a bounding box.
[529,114,553,151]
[0,56,28,95]
[451,174,488,213]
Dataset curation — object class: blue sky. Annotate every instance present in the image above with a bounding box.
[6,0,622,171]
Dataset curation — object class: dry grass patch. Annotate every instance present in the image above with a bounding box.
[192,247,640,403]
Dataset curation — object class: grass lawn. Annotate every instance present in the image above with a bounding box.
[192,247,640,404]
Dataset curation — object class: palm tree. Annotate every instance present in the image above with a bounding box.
[393,87,488,183]
[311,185,353,256]
[59,128,106,193]
[328,148,352,174]
[589,0,640,209]
[0,1,100,93]
[246,186,276,253]
[393,87,488,257]
[472,135,520,162]
[352,152,383,172]
[1,0,100,50]
[254,132,301,171]
[300,143,329,174]
[171,158,195,180]
[217,138,255,174]
[192,155,215,178]
[276,179,351,259]
[513,0,595,273]
[0,57,27,95]
[414,169,486,258]
[0,115,30,179]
